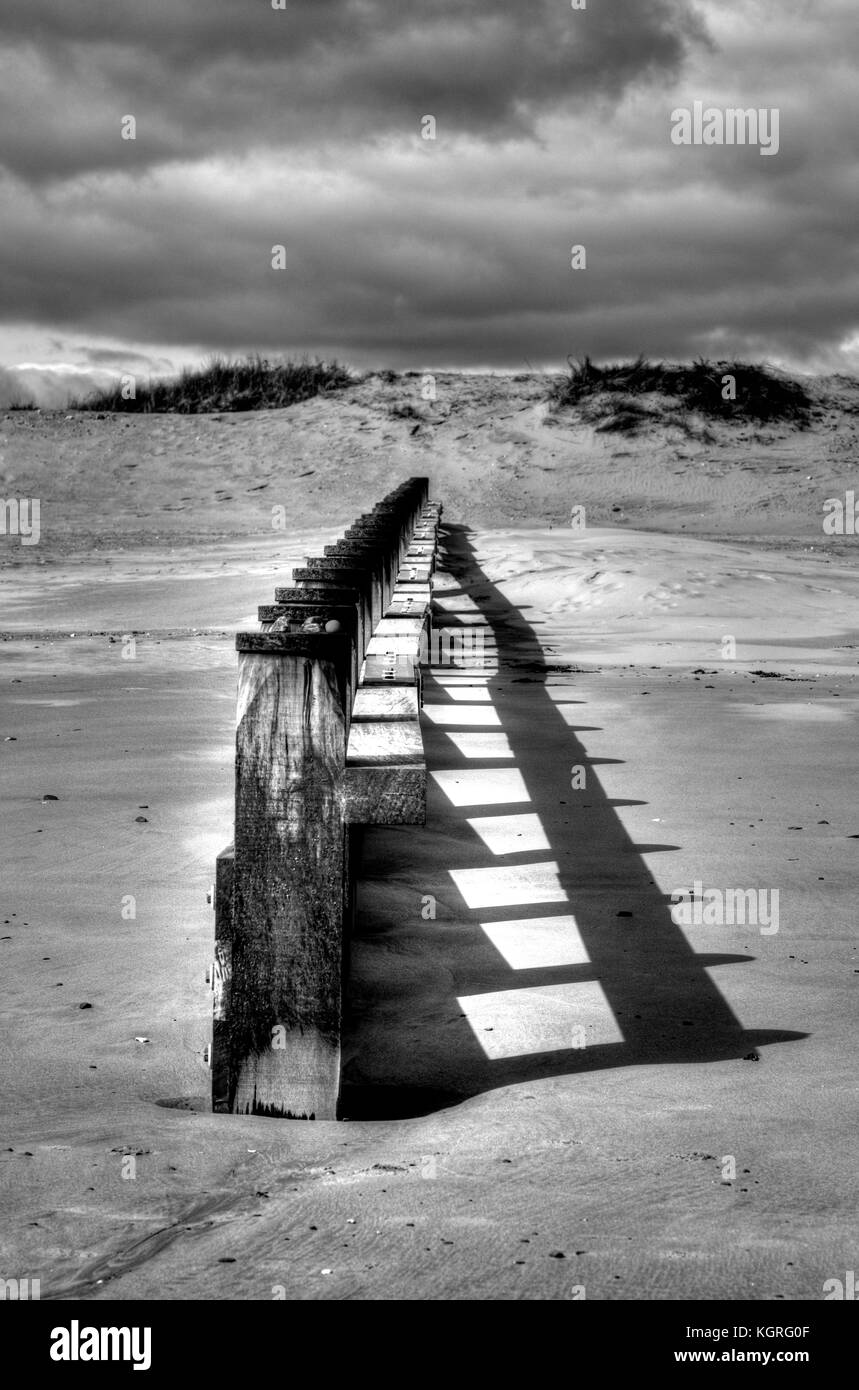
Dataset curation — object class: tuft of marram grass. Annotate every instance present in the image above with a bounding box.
[69,355,354,413]
[550,356,812,425]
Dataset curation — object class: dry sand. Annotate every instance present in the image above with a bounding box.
[1,374,857,1300]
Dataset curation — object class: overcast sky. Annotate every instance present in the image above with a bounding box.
[1,0,857,404]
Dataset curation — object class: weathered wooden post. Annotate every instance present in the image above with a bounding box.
[226,629,352,1119]
[324,540,392,625]
[264,585,363,656]
[278,577,373,660]
[257,598,361,703]
[211,478,433,1120]
[294,559,384,632]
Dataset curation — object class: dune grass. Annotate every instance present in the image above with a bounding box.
[550,356,812,427]
[70,355,353,413]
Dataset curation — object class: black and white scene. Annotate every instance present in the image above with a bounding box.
[1,0,858,1336]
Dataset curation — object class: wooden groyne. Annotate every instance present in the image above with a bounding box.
[211,478,441,1118]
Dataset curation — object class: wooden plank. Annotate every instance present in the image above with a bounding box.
[394,583,433,600]
[322,543,397,613]
[227,629,352,1120]
[277,580,371,657]
[361,653,418,684]
[388,586,431,602]
[356,506,404,520]
[345,524,411,571]
[209,479,436,1123]
[348,506,419,531]
[310,536,389,559]
[386,598,431,618]
[344,516,402,529]
[295,560,383,632]
[258,602,356,633]
[374,617,426,637]
[351,685,420,721]
[303,555,378,571]
[257,603,360,697]
[366,633,423,657]
[348,513,408,529]
[344,764,426,825]
[346,718,423,765]
[274,584,360,607]
[324,540,389,558]
[236,631,353,656]
[292,563,371,588]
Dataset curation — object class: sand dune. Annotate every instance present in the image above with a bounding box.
[3,371,858,553]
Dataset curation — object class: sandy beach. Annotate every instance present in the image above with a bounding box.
[2,374,858,1300]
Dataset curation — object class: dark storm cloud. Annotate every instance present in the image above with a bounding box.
[1,0,858,376]
[0,0,707,181]
[3,109,857,376]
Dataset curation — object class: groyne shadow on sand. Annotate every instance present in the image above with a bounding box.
[342,523,805,1119]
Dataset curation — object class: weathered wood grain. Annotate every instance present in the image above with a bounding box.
[397,563,433,584]
[366,633,424,658]
[228,631,352,1119]
[324,542,397,614]
[361,653,419,684]
[374,617,427,637]
[292,563,370,587]
[385,596,431,618]
[297,559,384,631]
[351,685,420,721]
[257,602,355,632]
[212,477,434,1121]
[256,603,360,697]
[274,584,361,606]
[344,765,427,825]
[279,577,372,657]
[392,582,432,600]
[344,525,410,577]
[346,718,423,764]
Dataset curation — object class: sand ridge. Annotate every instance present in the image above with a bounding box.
[2,372,859,564]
